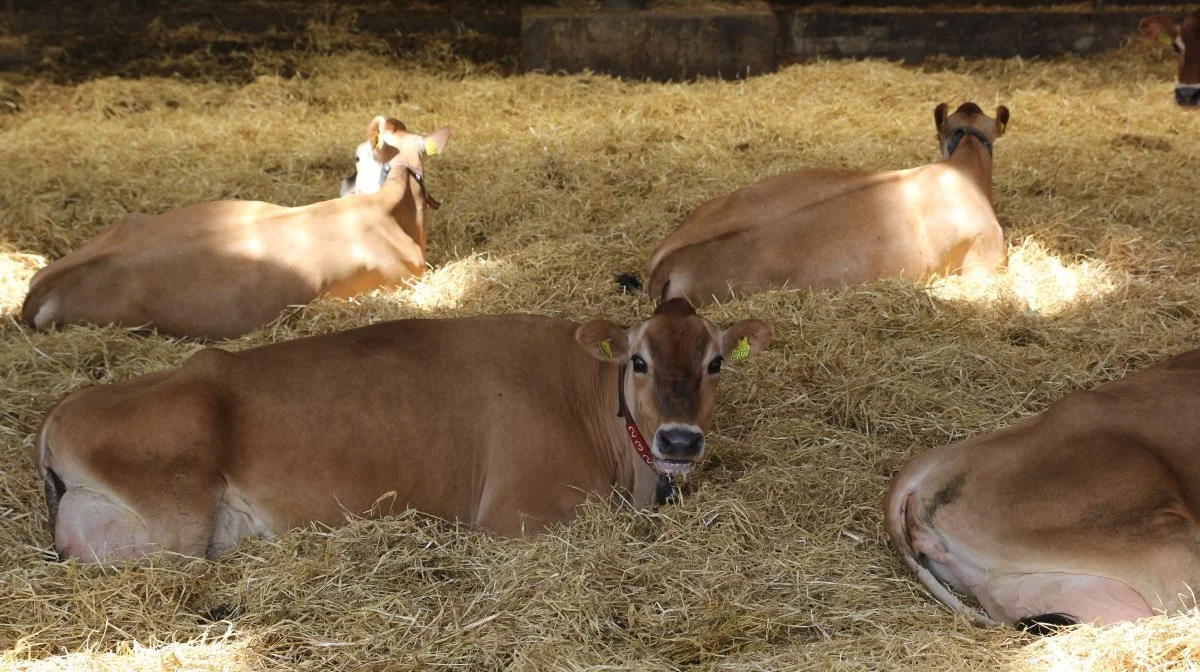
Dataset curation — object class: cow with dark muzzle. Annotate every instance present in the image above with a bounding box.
[1141,10,1200,108]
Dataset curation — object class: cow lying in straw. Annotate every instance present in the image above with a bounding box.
[642,102,1009,305]
[21,116,449,340]
[38,298,773,562]
[885,348,1200,629]
[1141,9,1200,107]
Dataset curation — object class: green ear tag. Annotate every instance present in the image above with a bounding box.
[424,137,440,156]
[1160,33,1173,46]
[731,336,750,362]
[599,339,613,360]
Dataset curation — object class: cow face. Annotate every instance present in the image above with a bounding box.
[1141,11,1200,108]
[339,116,451,197]
[934,102,1010,159]
[576,299,773,476]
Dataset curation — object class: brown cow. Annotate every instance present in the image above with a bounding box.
[885,348,1200,629]
[644,102,1009,305]
[38,299,773,562]
[21,116,449,340]
[1141,10,1200,107]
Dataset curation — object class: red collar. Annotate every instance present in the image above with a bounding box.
[617,364,666,476]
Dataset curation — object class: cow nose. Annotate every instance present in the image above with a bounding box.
[655,426,705,460]
[339,177,356,197]
[1175,86,1200,107]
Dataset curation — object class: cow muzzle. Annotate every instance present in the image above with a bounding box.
[339,174,357,197]
[652,423,705,475]
[1176,84,1200,107]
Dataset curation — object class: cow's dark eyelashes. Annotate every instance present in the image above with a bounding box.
[707,355,723,375]
[631,355,648,374]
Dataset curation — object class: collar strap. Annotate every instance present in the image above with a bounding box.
[380,164,442,210]
[946,126,993,158]
[617,363,668,477]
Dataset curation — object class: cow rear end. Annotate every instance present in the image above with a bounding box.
[38,369,233,562]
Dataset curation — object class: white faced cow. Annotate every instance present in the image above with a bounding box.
[39,299,773,562]
[22,116,449,340]
[886,348,1200,629]
[643,103,1010,305]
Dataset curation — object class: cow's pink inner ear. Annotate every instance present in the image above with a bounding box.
[575,320,629,362]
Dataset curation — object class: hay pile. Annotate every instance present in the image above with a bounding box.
[2,24,1200,671]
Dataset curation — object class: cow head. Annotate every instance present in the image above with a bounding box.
[575,299,774,476]
[1140,11,1200,108]
[934,102,1009,160]
[340,116,451,197]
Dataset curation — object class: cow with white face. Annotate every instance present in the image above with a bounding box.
[22,115,450,340]
[1141,10,1200,107]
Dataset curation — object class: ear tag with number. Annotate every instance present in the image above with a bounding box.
[599,339,613,360]
[731,337,750,362]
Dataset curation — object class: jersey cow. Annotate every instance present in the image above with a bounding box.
[1141,10,1200,107]
[38,299,773,562]
[21,116,449,340]
[644,103,1009,305]
[886,348,1200,628]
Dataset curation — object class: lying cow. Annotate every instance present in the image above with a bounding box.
[885,347,1200,628]
[643,102,1009,305]
[38,298,773,562]
[1141,10,1200,107]
[21,116,449,340]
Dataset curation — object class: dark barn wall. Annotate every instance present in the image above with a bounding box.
[1,1,1196,82]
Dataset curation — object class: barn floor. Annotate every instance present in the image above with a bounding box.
[2,27,1200,672]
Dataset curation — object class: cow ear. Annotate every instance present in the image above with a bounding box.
[720,319,774,362]
[1140,16,1179,45]
[368,116,388,151]
[994,106,1010,136]
[422,127,450,157]
[934,103,950,132]
[576,320,629,362]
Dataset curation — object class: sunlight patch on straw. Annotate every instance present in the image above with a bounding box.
[0,251,44,316]
[5,640,261,672]
[930,238,1118,315]
[394,254,512,311]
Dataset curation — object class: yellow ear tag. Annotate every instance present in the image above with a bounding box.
[599,339,613,360]
[731,336,750,362]
[424,137,440,156]
[375,134,385,150]
[1160,33,1173,46]
[996,121,1006,135]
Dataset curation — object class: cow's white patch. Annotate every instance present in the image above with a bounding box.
[33,296,59,330]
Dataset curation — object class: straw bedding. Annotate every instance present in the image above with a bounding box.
[2,18,1200,671]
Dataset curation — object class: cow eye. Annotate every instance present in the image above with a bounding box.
[631,354,648,374]
[707,355,723,375]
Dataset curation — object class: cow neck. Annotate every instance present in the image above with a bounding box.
[617,364,671,483]
[376,166,439,251]
[944,128,995,204]
[377,165,441,213]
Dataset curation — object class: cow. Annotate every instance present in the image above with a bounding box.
[885,347,1200,629]
[21,116,450,340]
[641,102,1009,305]
[1141,10,1200,107]
[38,298,773,562]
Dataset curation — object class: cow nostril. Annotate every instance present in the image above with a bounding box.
[658,428,705,458]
